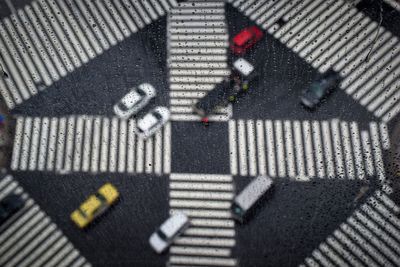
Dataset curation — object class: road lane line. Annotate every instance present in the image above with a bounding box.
[28,117,41,171]
[19,116,32,171]
[100,118,110,172]
[82,117,93,172]
[73,116,84,172]
[302,120,315,178]
[118,119,127,173]
[11,117,24,170]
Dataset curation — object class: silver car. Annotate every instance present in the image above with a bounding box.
[113,83,156,119]
[136,106,170,139]
[149,212,190,254]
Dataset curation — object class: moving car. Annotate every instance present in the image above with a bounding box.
[0,193,24,225]
[231,175,273,223]
[193,58,256,118]
[230,26,264,55]
[300,70,341,109]
[135,106,170,139]
[71,183,119,228]
[149,212,190,254]
[114,83,156,119]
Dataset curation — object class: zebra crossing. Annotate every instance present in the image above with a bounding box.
[168,173,237,267]
[0,174,91,267]
[229,119,389,181]
[167,0,232,122]
[10,115,171,175]
[228,0,400,123]
[0,0,177,109]
[383,0,400,12]
[302,186,400,267]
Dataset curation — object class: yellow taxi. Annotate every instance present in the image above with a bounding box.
[71,183,119,228]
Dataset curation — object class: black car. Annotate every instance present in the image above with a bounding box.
[193,58,257,117]
[0,193,24,225]
[193,76,238,117]
[300,70,341,109]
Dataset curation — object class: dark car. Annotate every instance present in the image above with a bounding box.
[0,193,24,225]
[193,77,237,117]
[300,70,341,109]
[193,58,257,118]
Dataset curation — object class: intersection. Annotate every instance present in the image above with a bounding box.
[0,0,399,266]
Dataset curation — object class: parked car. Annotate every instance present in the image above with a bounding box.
[70,183,119,228]
[231,175,274,223]
[149,212,190,253]
[230,26,264,55]
[0,193,24,225]
[193,58,256,117]
[300,70,341,109]
[114,83,156,119]
[136,106,170,139]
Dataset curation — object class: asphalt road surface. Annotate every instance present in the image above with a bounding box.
[0,0,400,266]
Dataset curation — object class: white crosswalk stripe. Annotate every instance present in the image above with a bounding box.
[0,0,177,109]
[0,174,91,267]
[303,187,400,267]
[229,0,400,123]
[168,173,237,267]
[383,0,400,12]
[167,0,232,122]
[229,119,389,181]
[11,116,171,175]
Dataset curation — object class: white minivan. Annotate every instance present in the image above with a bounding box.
[149,212,190,254]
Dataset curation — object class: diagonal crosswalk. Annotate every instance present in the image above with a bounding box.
[383,0,400,12]
[10,116,171,175]
[0,174,91,267]
[301,186,400,267]
[167,0,232,122]
[228,0,400,123]
[168,173,237,267]
[0,0,177,109]
[229,119,389,181]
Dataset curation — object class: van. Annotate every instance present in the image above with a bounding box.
[231,175,273,223]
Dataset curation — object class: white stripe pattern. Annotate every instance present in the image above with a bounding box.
[229,119,388,181]
[383,0,400,12]
[303,188,400,267]
[168,173,237,267]
[0,174,91,267]
[0,0,177,109]
[167,0,232,122]
[228,0,400,123]
[10,116,171,175]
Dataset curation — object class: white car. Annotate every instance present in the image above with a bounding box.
[136,106,170,139]
[113,83,156,119]
[149,212,190,254]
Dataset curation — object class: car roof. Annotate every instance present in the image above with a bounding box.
[137,113,159,131]
[233,58,254,76]
[121,90,141,107]
[160,213,188,239]
[233,29,252,46]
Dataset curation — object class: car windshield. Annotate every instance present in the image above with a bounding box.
[157,229,168,241]
[310,83,325,98]
[136,88,146,96]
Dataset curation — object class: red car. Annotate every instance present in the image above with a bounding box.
[230,26,264,55]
